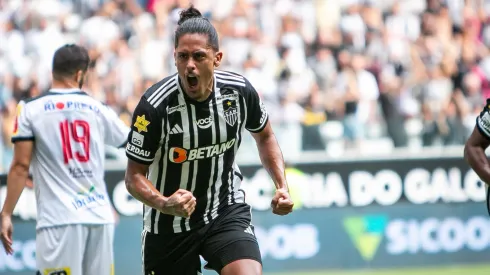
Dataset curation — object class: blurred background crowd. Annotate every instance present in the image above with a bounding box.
[1,0,490,172]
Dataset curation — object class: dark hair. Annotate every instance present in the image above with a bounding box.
[175,5,219,51]
[52,44,90,78]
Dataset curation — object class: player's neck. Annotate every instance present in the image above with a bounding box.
[51,79,80,90]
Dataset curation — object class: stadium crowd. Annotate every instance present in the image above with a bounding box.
[1,0,490,172]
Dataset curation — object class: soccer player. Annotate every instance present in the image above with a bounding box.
[464,100,490,214]
[0,44,129,275]
[124,5,294,275]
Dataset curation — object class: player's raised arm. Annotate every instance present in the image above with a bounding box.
[124,97,196,218]
[1,101,34,254]
[244,80,294,216]
[464,100,490,183]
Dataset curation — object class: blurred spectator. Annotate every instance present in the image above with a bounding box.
[1,0,490,171]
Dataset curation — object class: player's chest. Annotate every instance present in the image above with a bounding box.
[164,95,245,147]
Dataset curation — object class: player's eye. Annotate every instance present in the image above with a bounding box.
[178,53,188,60]
[193,53,205,60]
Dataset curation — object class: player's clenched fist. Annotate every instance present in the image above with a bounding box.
[271,188,294,216]
[160,189,196,218]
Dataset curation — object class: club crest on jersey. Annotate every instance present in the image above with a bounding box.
[134,115,150,133]
[223,100,238,127]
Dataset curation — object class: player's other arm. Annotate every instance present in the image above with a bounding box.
[124,97,196,218]
[464,102,490,183]
[244,80,293,215]
[1,101,34,254]
[251,122,287,190]
[99,103,131,148]
[2,141,33,216]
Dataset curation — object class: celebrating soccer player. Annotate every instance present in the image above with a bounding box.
[124,5,294,275]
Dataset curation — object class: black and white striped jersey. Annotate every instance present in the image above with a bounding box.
[126,70,268,234]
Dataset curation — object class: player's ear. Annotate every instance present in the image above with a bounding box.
[173,51,177,67]
[214,52,223,68]
[75,70,83,83]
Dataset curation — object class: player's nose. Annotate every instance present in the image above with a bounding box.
[186,59,197,71]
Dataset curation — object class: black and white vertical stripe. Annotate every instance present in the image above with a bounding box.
[173,91,193,233]
[151,110,170,234]
[144,71,255,234]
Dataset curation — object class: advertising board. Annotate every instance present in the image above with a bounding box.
[1,156,489,274]
[0,157,486,222]
[1,203,490,274]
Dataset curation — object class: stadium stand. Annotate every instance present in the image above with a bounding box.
[1,0,490,172]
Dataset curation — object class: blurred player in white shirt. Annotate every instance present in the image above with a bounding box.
[0,44,130,275]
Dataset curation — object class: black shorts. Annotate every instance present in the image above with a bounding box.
[142,203,262,275]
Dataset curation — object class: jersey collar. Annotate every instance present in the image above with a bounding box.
[49,88,82,94]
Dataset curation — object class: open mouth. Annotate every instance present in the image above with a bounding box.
[186,75,199,89]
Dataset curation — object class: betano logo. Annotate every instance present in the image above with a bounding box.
[343,215,388,261]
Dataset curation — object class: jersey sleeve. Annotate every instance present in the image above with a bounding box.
[11,101,35,143]
[125,97,162,165]
[99,104,130,147]
[244,79,269,133]
[477,100,490,139]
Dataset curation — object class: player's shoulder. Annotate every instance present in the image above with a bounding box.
[215,70,254,95]
[141,74,179,109]
[479,98,490,114]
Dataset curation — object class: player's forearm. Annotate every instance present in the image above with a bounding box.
[1,164,29,216]
[256,134,288,190]
[464,145,490,184]
[125,174,167,211]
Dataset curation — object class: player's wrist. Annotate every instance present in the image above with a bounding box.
[275,184,289,193]
[157,195,169,213]
[0,211,12,218]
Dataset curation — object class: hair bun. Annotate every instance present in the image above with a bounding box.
[178,5,203,26]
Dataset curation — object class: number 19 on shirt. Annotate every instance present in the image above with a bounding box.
[60,119,91,164]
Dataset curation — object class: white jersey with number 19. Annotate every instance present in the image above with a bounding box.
[11,89,130,229]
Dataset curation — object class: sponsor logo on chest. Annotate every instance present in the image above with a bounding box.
[195,116,214,129]
[169,138,236,163]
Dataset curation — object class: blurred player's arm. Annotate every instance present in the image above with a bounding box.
[1,141,33,216]
[464,101,490,184]
[2,101,34,216]
[99,103,130,148]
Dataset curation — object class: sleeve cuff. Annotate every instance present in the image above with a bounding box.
[118,141,128,149]
[11,136,35,143]
[246,116,269,133]
[476,117,490,141]
[126,151,154,165]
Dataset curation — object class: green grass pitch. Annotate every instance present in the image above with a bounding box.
[264,264,490,275]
